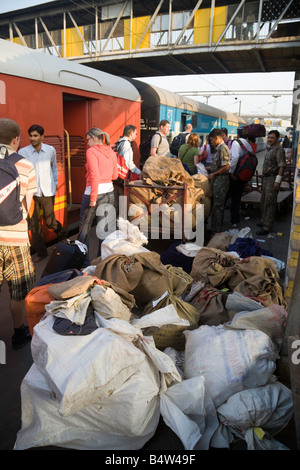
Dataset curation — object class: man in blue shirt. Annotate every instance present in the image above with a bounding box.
[19,124,67,261]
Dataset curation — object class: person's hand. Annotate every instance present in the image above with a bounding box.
[208,173,215,180]
[89,201,96,207]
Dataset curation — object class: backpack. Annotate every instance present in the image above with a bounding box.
[234,139,258,182]
[112,139,129,179]
[112,140,140,183]
[170,132,186,156]
[139,132,162,162]
[0,150,23,226]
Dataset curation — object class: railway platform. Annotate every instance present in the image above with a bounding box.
[0,157,298,451]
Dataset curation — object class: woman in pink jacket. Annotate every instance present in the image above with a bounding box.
[79,127,118,263]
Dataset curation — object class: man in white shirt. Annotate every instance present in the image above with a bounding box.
[19,124,67,261]
[114,124,141,217]
[228,128,253,228]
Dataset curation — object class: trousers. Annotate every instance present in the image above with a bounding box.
[30,195,64,257]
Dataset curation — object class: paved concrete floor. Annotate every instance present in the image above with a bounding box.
[0,171,297,451]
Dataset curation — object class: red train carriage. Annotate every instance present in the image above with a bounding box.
[0,38,141,242]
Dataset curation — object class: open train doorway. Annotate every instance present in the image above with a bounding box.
[62,93,91,230]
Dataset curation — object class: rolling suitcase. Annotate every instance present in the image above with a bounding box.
[41,207,96,278]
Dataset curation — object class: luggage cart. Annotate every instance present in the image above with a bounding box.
[123,180,187,241]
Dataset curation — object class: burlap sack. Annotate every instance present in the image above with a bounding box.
[48,276,101,300]
[203,196,211,220]
[142,156,191,186]
[189,285,229,326]
[94,254,144,292]
[207,232,233,251]
[143,265,200,350]
[227,256,281,290]
[192,174,212,198]
[190,247,239,284]
[233,268,287,309]
[130,252,169,304]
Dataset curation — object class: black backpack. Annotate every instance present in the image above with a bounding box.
[139,132,162,162]
[170,132,186,156]
[234,140,258,183]
[0,149,23,226]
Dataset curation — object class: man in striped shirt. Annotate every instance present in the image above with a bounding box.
[0,118,37,349]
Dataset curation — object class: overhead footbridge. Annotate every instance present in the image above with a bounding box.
[0,0,299,77]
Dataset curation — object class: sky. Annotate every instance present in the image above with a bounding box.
[0,0,295,119]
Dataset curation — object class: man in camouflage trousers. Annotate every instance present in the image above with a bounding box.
[208,128,231,234]
[257,130,286,236]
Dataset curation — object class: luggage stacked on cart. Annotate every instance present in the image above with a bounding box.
[125,156,209,239]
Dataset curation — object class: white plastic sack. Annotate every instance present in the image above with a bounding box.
[45,292,91,325]
[14,361,160,450]
[100,217,149,260]
[184,325,277,407]
[216,382,293,450]
[176,243,202,257]
[160,376,219,450]
[225,304,288,354]
[90,284,132,321]
[31,315,145,417]
[196,162,208,176]
[225,291,263,313]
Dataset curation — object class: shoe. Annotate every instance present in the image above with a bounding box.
[256,222,263,227]
[256,229,269,235]
[12,325,31,350]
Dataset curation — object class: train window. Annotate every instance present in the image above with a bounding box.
[44,136,64,171]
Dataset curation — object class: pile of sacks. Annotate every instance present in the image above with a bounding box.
[15,221,294,450]
[127,156,211,232]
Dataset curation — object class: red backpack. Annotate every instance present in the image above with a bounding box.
[234,140,258,182]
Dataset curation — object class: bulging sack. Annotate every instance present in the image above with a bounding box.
[31,315,145,417]
[184,325,277,407]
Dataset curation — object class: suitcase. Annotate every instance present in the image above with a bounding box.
[41,207,96,278]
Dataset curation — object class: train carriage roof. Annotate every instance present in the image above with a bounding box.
[130,79,245,125]
[0,39,140,102]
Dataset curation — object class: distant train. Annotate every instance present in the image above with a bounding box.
[0,38,141,241]
[127,78,246,164]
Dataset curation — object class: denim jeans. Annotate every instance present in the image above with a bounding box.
[79,191,116,264]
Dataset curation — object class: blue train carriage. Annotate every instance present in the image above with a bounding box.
[127,78,245,161]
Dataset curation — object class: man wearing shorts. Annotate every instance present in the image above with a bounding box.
[0,118,37,349]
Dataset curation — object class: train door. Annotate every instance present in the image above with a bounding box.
[62,94,91,228]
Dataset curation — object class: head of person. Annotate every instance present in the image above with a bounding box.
[123,125,137,142]
[187,132,199,148]
[185,123,193,133]
[28,124,44,149]
[86,128,110,147]
[221,127,228,140]
[159,120,171,136]
[237,127,248,139]
[0,118,21,151]
[268,130,280,147]
[209,128,223,147]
